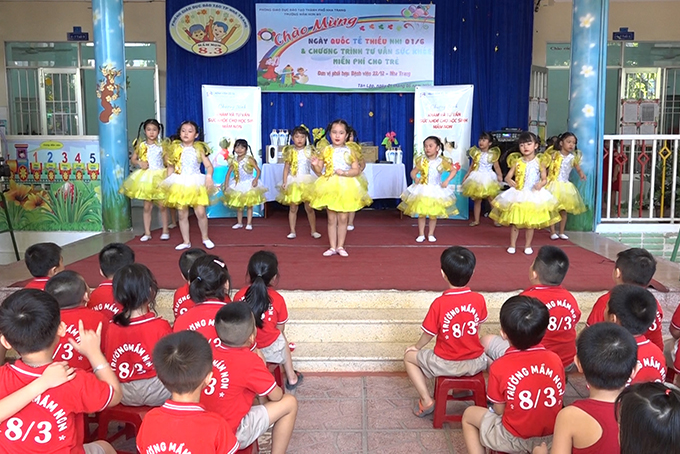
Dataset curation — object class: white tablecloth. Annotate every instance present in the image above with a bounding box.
[261,163,408,202]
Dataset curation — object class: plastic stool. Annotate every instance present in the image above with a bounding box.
[237,440,259,453]
[96,405,152,452]
[432,372,487,428]
[267,362,284,389]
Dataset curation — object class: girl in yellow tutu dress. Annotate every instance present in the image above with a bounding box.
[222,138,267,230]
[546,132,586,240]
[399,136,459,243]
[490,132,559,255]
[120,119,170,242]
[277,125,321,239]
[161,120,215,251]
[310,119,372,257]
[347,126,367,231]
[461,132,503,226]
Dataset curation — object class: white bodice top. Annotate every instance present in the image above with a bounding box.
[292,147,313,176]
[521,158,541,190]
[331,146,352,173]
[236,158,255,181]
[425,156,444,185]
[180,147,201,176]
[146,143,165,171]
[477,152,495,173]
[557,153,575,182]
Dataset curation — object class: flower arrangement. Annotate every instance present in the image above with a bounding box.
[381,131,399,149]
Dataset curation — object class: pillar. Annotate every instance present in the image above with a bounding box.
[93,0,131,231]
[566,0,609,231]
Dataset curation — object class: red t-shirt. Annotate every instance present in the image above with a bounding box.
[671,304,680,333]
[420,288,487,361]
[0,360,114,454]
[201,344,277,434]
[53,306,109,371]
[104,312,172,383]
[586,291,664,351]
[86,280,123,321]
[233,287,289,349]
[173,283,194,318]
[520,285,581,367]
[136,400,239,454]
[487,345,565,439]
[25,277,49,290]
[630,335,666,384]
[173,301,227,348]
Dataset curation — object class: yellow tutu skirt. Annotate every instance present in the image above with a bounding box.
[223,179,268,208]
[276,174,316,206]
[490,188,560,229]
[461,171,502,200]
[120,168,167,201]
[161,173,213,208]
[546,180,586,214]
[310,174,372,212]
[398,183,458,218]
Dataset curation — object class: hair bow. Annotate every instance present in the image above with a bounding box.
[299,124,310,134]
[381,131,399,148]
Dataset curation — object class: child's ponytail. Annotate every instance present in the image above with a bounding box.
[112,263,159,327]
[243,250,278,328]
[132,121,145,148]
[189,255,230,303]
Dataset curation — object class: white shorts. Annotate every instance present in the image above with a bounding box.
[479,409,553,453]
[83,442,107,454]
[236,404,271,448]
[121,376,171,407]
[416,349,487,379]
[260,333,287,365]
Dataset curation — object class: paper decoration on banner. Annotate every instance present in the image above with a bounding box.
[169,2,251,57]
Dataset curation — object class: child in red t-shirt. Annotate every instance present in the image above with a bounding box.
[533,322,638,454]
[23,242,63,290]
[137,331,239,454]
[174,255,230,348]
[87,243,135,320]
[586,248,663,351]
[173,248,207,318]
[462,296,565,454]
[404,246,488,417]
[201,302,297,454]
[45,270,109,371]
[482,245,581,371]
[105,263,172,406]
[233,250,300,390]
[0,289,122,454]
[605,284,666,384]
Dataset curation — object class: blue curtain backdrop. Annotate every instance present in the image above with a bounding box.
[165,0,535,179]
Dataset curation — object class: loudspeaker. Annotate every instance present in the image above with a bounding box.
[266,145,278,163]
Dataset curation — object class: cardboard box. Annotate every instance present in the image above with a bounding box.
[361,145,379,163]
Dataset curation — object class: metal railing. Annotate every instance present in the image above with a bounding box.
[602,135,680,223]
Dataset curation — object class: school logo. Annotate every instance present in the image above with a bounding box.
[169,2,251,57]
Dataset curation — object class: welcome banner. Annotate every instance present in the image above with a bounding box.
[414,85,474,219]
[202,85,263,218]
[255,3,435,92]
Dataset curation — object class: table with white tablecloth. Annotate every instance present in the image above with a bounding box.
[261,163,408,202]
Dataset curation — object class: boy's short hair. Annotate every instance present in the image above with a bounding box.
[98,243,135,278]
[44,270,88,309]
[500,295,549,350]
[0,289,61,355]
[215,302,255,347]
[153,331,213,395]
[440,246,476,287]
[179,248,206,281]
[607,284,657,335]
[616,248,656,286]
[577,323,638,390]
[533,246,569,285]
[24,242,62,277]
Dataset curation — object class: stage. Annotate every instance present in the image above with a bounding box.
[17,209,620,293]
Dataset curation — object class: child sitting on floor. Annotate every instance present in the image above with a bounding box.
[482,245,581,371]
[606,284,666,384]
[462,296,565,454]
[404,246,488,417]
[136,331,239,454]
[24,242,63,290]
[533,322,638,454]
[87,242,135,320]
[202,302,298,454]
[45,270,109,371]
[173,247,207,318]
[587,247,664,351]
